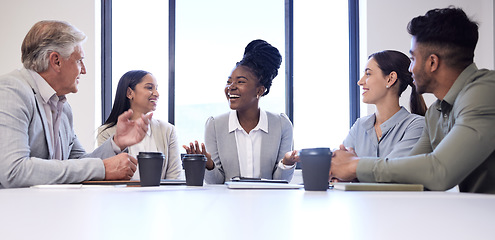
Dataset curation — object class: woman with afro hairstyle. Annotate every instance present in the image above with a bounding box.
[184,40,298,184]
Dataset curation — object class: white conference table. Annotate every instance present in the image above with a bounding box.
[0,184,494,240]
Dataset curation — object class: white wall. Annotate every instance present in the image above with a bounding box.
[360,0,495,115]
[0,0,100,151]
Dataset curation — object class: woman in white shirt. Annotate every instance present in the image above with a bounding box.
[97,70,181,180]
[184,40,299,184]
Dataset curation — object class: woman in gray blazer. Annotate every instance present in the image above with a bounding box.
[97,70,181,180]
[184,40,299,184]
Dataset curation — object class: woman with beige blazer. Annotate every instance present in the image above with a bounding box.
[97,70,181,179]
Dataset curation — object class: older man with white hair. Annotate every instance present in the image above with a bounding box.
[0,20,152,188]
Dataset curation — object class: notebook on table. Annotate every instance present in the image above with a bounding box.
[226,181,303,189]
[230,176,289,184]
[81,179,187,186]
[332,182,424,191]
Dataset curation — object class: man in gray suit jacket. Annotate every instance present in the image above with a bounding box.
[0,20,152,188]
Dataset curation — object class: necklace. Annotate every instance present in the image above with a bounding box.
[375,126,382,141]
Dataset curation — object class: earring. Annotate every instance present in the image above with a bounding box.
[386,85,390,89]
[256,95,260,100]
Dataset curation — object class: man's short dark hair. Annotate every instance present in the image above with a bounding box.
[407,7,479,70]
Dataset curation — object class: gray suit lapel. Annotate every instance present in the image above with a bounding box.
[22,69,54,159]
[59,105,69,160]
[225,130,240,177]
[260,113,281,178]
[216,113,241,179]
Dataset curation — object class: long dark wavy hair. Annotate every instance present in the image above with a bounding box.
[101,70,151,130]
[370,50,427,116]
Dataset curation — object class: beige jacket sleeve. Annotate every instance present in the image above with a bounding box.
[96,124,116,147]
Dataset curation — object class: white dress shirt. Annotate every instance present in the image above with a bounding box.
[229,110,268,178]
[30,70,65,159]
[128,126,157,180]
[29,70,123,158]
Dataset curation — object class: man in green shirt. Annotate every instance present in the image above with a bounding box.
[331,7,495,193]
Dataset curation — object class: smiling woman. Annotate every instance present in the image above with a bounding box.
[184,40,299,184]
[341,50,426,159]
[225,65,263,116]
[97,70,182,180]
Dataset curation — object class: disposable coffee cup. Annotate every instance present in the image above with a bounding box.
[182,154,207,186]
[300,148,332,191]
[137,152,164,187]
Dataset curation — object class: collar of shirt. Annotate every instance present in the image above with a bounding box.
[28,69,64,105]
[379,107,410,135]
[439,63,479,113]
[362,107,409,134]
[228,109,268,133]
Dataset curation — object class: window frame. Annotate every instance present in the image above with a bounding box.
[101,0,360,127]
